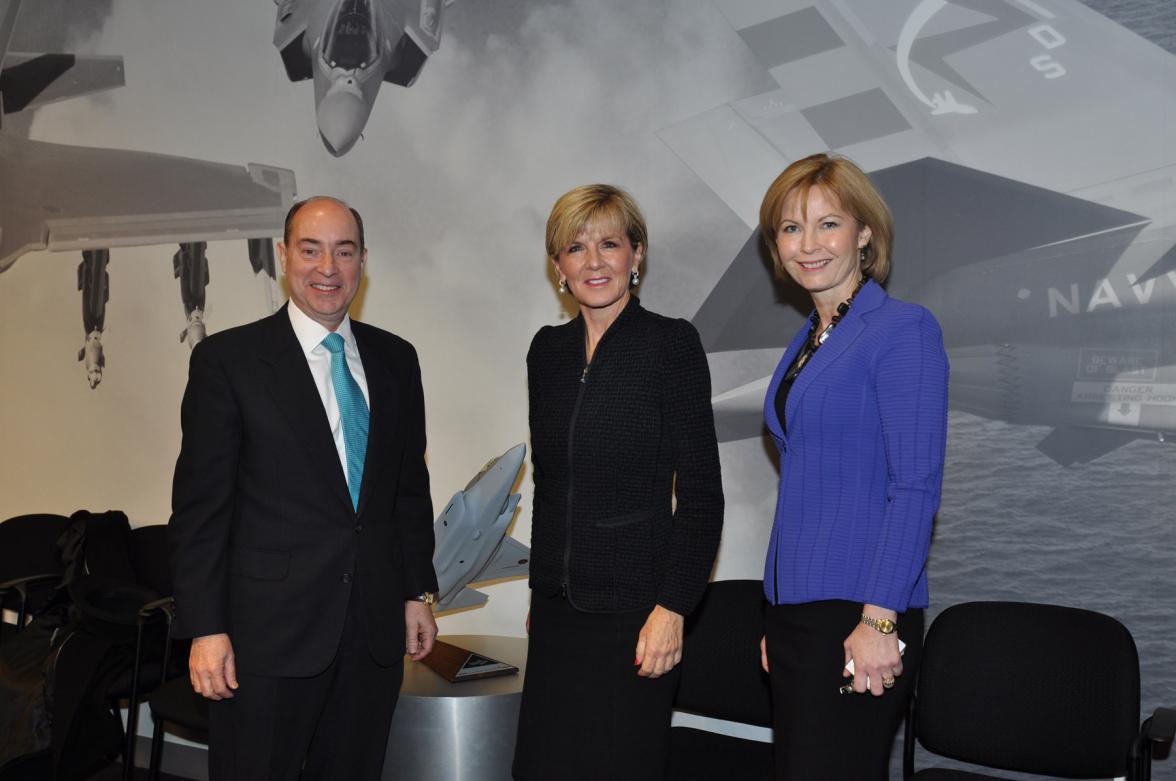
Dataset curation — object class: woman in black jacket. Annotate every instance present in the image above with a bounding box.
[512,184,724,780]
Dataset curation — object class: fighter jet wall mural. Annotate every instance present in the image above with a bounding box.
[0,0,297,388]
[667,0,1176,466]
[272,0,455,156]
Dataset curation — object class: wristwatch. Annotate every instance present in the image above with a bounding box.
[411,592,437,606]
[860,613,896,635]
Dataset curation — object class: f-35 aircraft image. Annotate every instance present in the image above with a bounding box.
[272,0,453,156]
[664,0,1176,465]
[0,0,296,388]
[432,443,529,613]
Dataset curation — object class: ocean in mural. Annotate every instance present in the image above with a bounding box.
[903,411,1176,779]
[935,412,1175,714]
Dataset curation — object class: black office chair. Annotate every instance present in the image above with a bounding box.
[145,663,208,781]
[669,579,773,781]
[0,513,71,641]
[128,525,172,601]
[118,524,207,781]
[115,524,179,779]
[131,601,207,781]
[904,601,1175,780]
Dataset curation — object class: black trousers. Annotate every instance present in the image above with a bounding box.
[765,600,924,781]
[207,588,403,781]
[513,592,680,780]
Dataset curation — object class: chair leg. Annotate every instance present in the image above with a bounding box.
[120,703,136,781]
[903,696,917,779]
[124,621,148,780]
[16,590,28,632]
[148,714,166,781]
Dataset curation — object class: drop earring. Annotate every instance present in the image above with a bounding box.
[558,278,568,294]
[630,269,640,287]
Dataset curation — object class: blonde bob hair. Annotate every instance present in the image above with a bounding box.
[545,184,648,262]
[759,153,893,283]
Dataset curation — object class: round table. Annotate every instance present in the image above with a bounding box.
[382,634,528,781]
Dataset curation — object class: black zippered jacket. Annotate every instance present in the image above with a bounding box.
[526,297,724,615]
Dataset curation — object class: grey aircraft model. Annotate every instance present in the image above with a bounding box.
[432,443,529,613]
[272,0,454,156]
[0,0,296,388]
[662,0,1176,466]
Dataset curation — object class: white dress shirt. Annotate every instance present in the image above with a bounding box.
[287,303,371,485]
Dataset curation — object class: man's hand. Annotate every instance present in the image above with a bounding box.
[405,600,438,661]
[634,605,684,678]
[190,633,238,700]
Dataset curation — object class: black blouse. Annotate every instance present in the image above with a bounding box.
[776,344,812,434]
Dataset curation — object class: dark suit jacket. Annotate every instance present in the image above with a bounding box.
[168,306,437,677]
[526,298,724,616]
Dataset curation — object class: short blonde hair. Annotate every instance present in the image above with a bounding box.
[759,153,893,283]
[545,184,648,262]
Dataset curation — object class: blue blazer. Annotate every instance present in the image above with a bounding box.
[762,279,948,612]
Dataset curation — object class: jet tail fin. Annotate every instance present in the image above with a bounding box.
[692,158,1149,356]
[474,535,530,584]
[1,53,123,115]
[1137,240,1176,285]
[1035,426,1143,466]
[392,0,445,87]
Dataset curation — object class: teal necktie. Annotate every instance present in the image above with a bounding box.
[322,332,369,511]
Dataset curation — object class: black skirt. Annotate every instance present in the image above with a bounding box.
[764,599,924,780]
[512,592,680,780]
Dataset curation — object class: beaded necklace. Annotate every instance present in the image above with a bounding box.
[783,276,868,383]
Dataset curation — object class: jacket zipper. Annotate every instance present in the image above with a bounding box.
[562,363,590,599]
[560,298,635,602]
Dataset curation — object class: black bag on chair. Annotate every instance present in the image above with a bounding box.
[0,602,69,778]
[0,510,162,781]
[52,575,159,781]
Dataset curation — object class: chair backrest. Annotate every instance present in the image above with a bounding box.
[0,513,71,605]
[914,601,1140,778]
[675,579,771,726]
[70,509,135,581]
[129,524,172,598]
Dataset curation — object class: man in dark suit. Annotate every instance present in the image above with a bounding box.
[168,196,438,779]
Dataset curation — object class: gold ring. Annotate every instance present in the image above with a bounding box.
[882,676,896,689]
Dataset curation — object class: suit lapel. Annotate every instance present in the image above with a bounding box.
[353,323,399,517]
[764,325,810,443]
[784,280,886,429]
[259,308,353,514]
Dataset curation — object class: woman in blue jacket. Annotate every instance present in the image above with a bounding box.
[757,153,949,779]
